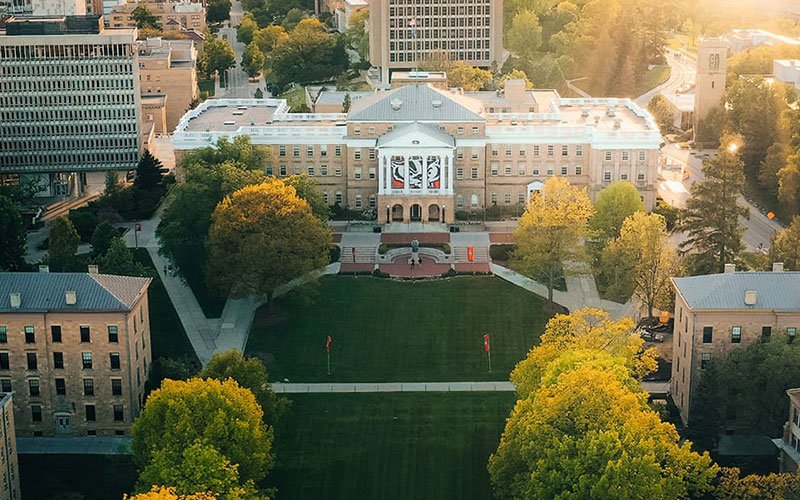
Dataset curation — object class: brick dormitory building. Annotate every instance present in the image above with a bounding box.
[173,75,663,222]
[0,271,151,437]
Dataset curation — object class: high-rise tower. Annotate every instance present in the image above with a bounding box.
[693,37,728,139]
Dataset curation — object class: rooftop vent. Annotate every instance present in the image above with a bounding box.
[65,291,77,306]
[390,98,403,111]
[432,99,442,108]
[744,290,757,306]
[773,262,784,272]
[613,119,621,129]
[606,106,616,117]
[9,293,20,309]
[724,263,736,273]
[38,265,49,273]
[88,264,99,274]
[594,116,601,124]
[581,108,590,117]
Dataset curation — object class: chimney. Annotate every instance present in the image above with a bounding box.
[773,262,784,272]
[504,79,526,101]
[38,265,49,273]
[744,290,757,306]
[88,265,99,274]
[9,293,20,309]
[65,291,77,306]
[724,263,736,273]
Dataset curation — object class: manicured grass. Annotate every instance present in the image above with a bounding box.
[246,276,553,382]
[133,249,199,367]
[279,86,307,111]
[182,263,227,318]
[267,393,515,500]
[634,65,671,96]
[19,454,135,500]
[198,78,215,96]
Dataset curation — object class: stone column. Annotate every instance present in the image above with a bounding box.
[403,155,410,194]
[422,156,428,194]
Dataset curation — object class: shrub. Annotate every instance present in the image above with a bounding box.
[372,269,390,278]
[329,245,341,263]
[68,208,99,242]
[490,244,516,262]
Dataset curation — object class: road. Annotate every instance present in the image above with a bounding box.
[217,0,265,99]
[634,50,696,108]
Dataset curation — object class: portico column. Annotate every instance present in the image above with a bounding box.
[403,156,410,194]
[441,155,447,191]
[422,156,428,194]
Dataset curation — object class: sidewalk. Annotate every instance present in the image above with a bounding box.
[273,382,515,393]
[17,436,131,455]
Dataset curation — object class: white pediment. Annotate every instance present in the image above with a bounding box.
[376,122,455,149]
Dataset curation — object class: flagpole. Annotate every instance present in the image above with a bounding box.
[327,350,331,375]
[488,347,492,373]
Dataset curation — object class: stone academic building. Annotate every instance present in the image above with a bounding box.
[173,76,662,223]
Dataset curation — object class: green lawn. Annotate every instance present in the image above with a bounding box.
[634,65,671,97]
[19,454,135,500]
[246,276,553,382]
[279,86,307,111]
[267,393,515,500]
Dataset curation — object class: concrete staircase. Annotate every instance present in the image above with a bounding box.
[453,245,490,263]
[340,246,377,264]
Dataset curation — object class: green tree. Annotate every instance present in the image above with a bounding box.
[47,216,80,272]
[590,181,644,241]
[648,94,675,134]
[600,212,682,317]
[0,195,27,271]
[132,378,272,494]
[131,4,158,29]
[506,10,542,61]
[694,105,726,148]
[770,216,800,271]
[779,152,800,215]
[206,0,231,23]
[342,92,352,113]
[511,177,595,306]
[680,141,749,275]
[99,238,147,276]
[200,350,290,427]
[236,13,258,45]
[135,149,164,192]
[498,69,533,89]
[715,467,800,499]
[345,8,369,61]
[283,174,330,221]
[179,136,270,171]
[446,61,493,91]
[200,36,236,79]
[241,43,266,78]
[90,221,118,258]
[252,25,289,55]
[206,180,331,306]
[281,7,306,31]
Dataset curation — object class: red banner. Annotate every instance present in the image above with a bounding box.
[326,335,332,353]
[483,334,490,353]
[467,246,474,262]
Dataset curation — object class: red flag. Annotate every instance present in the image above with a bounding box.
[483,334,490,353]
[326,335,332,353]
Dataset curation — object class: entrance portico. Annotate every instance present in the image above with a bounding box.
[376,122,456,224]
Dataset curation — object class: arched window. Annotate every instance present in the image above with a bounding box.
[470,194,479,208]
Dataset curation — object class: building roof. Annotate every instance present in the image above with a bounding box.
[672,272,800,311]
[662,93,695,112]
[0,272,151,313]
[313,90,373,107]
[376,121,455,147]
[348,84,484,122]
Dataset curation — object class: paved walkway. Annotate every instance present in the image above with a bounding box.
[17,436,131,455]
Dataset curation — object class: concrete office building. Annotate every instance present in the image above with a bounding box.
[173,76,662,223]
[0,272,152,437]
[369,0,504,83]
[108,0,205,32]
[0,394,19,500]
[0,15,141,197]
[671,265,800,426]
[137,37,198,132]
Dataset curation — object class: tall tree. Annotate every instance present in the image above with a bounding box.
[601,212,682,317]
[126,486,214,500]
[131,4,158,29]
[47,216,80,272]
[0,195,27,271]
[252,25,289,55]
[680,141,748,275]
[135,150,164,192]
[200,350,290,427]
[200,36,236,80]
[206,180,331,305]
[91,221,119,258]
[590,181,644,241]
[345,8,369,61]
[205,0,231,23]
[446,62,493,91]
[511,177,594,306]
[715,467,800,499]
[506,10,543,61]
[132,378,272,497]
[241,43,266,78]
[770,216,800,271]
[282,174,330,221]
[236,13,259,45]
[99,238,147,277]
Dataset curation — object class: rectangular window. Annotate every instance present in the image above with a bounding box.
[533,145,540,156]
[31,405,42,422]
[55,378,66,395]
[547,145,554,157]
[0,353,8,371]
[369,149,376,161]
[457,167,464,180]
[53,352,64,369]
[354,167,362,180]
[112,379,122,396]
[293,146,300,158]
[639,151,646,161]
[622,150,630,161]
[703,326,713,343]
[0,379,10,392]
[561,166,568,176]
[0,326,5,343]
[307,166,315,177]
[321,165,328,176]
[84,379,94,396]
[701,353,711,369]
[26,353,37,371]
[491,193,497,204]
[113,405,124,422]
[279,145,286,157]
[80,326,90,343]
[505,147,512,157]
[762,326,772,341]
[518,165,526,176]
[307,146,314,157]
[504,193,511,204]
[82,352,93,370]
[108,325,118,343]
[335,146,342,157]
[28,379,39,397]
[561,145,569,156]
[518,193,526,204]
[469,167,478,179]
[354,150,362,161]
[85,404,96,422]
[604,171,612,182]
[335,192,343,204]
[575,166,583,175]
[334,167,342,177]
[110,353,121,370]
[789,327,797,342]
[491,164,498,176]
[369,167,376,180]
[504,165,512,176]
[24,326,34,344]
[320,148,328,158]
[605,151,612,161]
[731,326,742,343]
[576,145,583,157]
[472,126,479,135]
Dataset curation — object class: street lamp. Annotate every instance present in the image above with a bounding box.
[727,143,738,154]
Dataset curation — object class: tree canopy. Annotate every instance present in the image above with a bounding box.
[511,177,594,305]
[132,378,272,497]
[446,62,493,91]
[0,195,27,271]
[131,5,158,29]
[206,0,231,23]
[206,180,331,302]
[99,238,147,277]
[135,150,164,192]
[47,216,80,272]
[200,36,235,79]
[770,216,800,271]
[590,181,644,241]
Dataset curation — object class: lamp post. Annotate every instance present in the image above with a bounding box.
[386,205,391,224]
[441,204,445,224]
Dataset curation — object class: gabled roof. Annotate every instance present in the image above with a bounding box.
[0,273,151,313]
[348,84,484,122]
[672,272,800,311]
[376,121,455,148]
